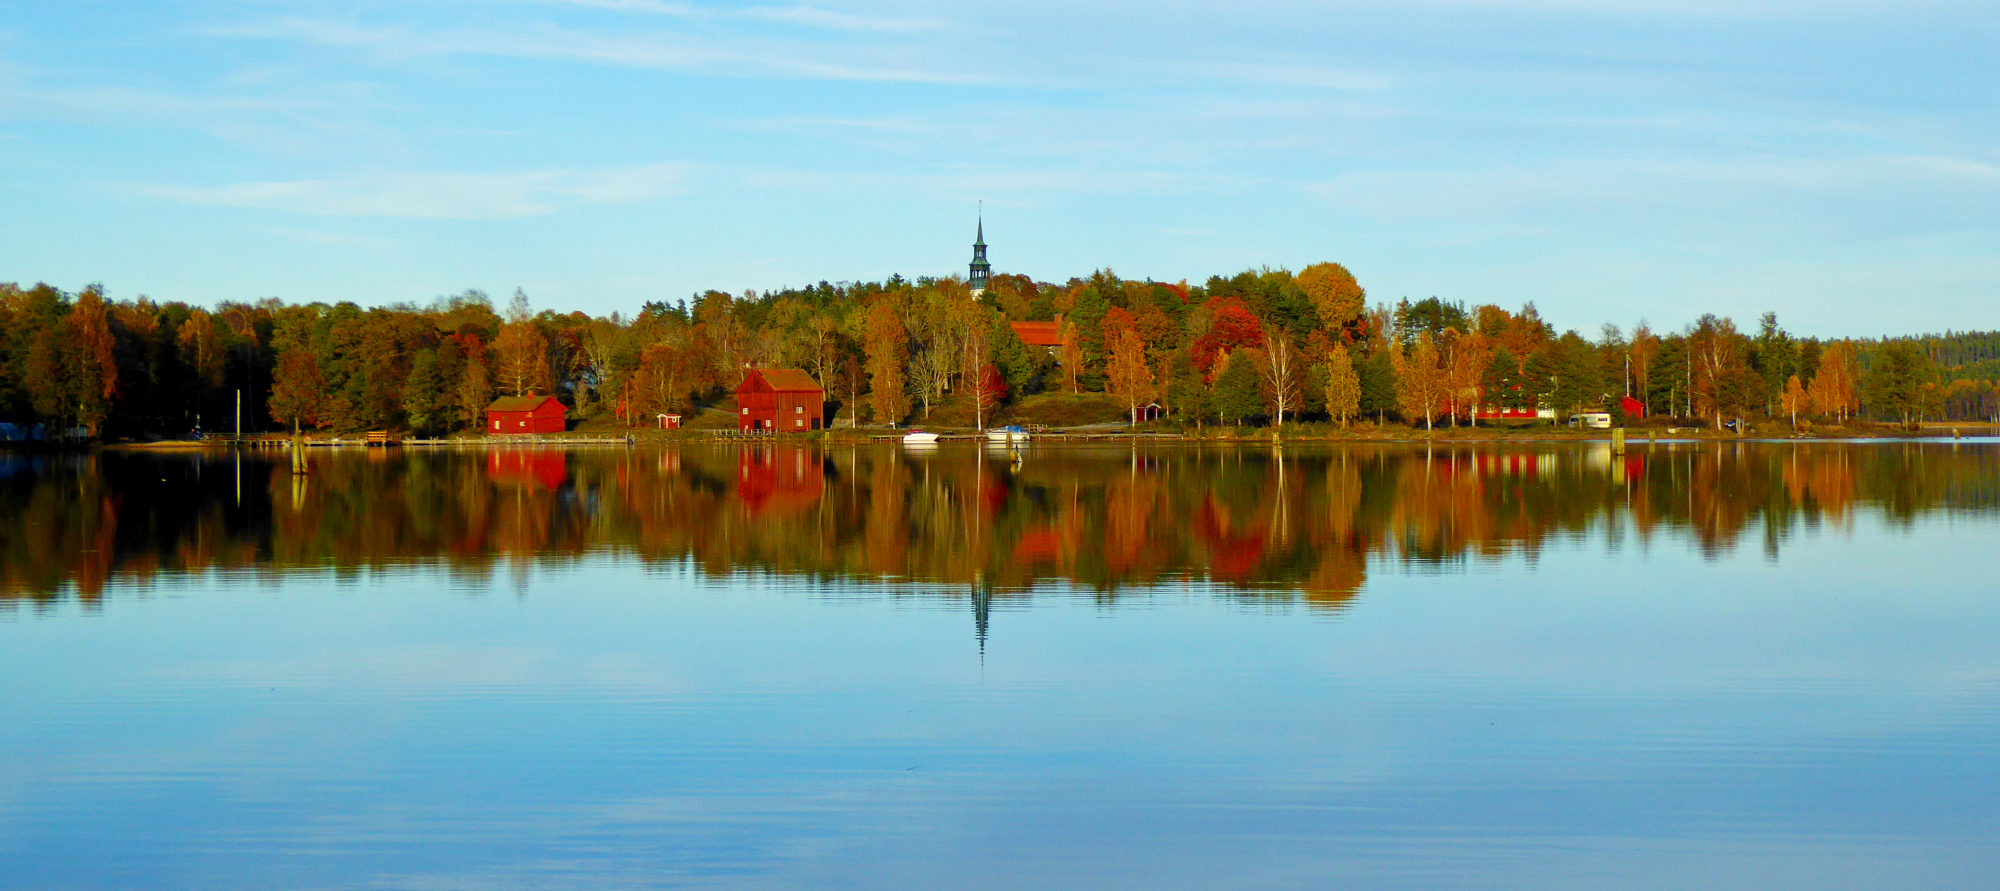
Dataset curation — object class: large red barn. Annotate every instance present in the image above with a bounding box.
[485,395,566,435]
[735,369,824,433]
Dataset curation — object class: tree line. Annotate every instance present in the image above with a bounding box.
[3,268,1996,437]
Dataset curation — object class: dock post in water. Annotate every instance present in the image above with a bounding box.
[1612,427,1626,456]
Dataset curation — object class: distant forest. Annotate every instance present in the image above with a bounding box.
[2,266,1996,438]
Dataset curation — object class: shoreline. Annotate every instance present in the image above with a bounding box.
[68,421,2000,452]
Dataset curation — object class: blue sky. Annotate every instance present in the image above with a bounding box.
[2,1,1994,337]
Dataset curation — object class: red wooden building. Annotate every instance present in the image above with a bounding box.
[485,395,567,435]
[1009,318,1066,359]
[735,369,824,433]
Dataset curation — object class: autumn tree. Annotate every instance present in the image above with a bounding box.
[908,284,970,417]
[863,299,910,425]
[1688,314,1754,429]
[1393,331,1448,430]
[66,286,120,434]
[1258,324,1302,426]
[177,309,226,394]
[960,304,1009,429]
[1441,329,1490,426]
[492,290,551,397]
[268,348,326,433]
[1295,262,1365,340]
[1781,374,1806,428]
[1106,327,1158,426]
[579,316,628,420]
[1629,322,1659,408]
[693,291,746,387]
[1319,343,1361,427]
[632,340,696,417]
[969,365,1009,430]
[456,358,492,429]
[1189,298,1264,381]
[1059,318,1085,393]
[1808,340,1859,422]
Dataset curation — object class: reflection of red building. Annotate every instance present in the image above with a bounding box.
[1473,452,1551,478]
[486,395,566,435]
[1194,497,1266,581]
[736,448,825,516]
[735,369,824,433]
[1013,527,1063,564]
[488,449,568,490]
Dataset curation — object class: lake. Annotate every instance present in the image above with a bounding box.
[3,440,1998,888]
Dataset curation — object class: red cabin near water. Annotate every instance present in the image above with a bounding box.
[485,395,567,435]
[735,369,824,433]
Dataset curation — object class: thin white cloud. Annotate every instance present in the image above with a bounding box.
[721,114,938,135]
[536,0,950,32]
[0,75,399,158]
[1179,60,1393,91]
[139,162,691,219]
[1305,153,2000,230]
[740,4,947,33]
[214,15,981,83]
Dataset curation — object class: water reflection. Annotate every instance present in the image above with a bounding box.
[3,441,1997,607]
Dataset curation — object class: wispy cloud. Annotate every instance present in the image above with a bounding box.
[214,16,983,83]
[1179,60,1394,91]
[721,114,938,135]
[0,74,398,158]
[1306,153,2000,232]
[535,0,950,32]
[139,162,691,219]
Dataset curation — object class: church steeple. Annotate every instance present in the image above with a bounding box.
[968,207,991,295]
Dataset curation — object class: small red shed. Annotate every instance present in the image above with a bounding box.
[1619,396,1646,420]
[486,395,566,435]
[736,369,824,433]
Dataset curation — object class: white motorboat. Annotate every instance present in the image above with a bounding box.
[901,430,940,445]
[984,425,1030,444]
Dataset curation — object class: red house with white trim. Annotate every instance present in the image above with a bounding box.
[735,369,824,433]
[486,395,566,435]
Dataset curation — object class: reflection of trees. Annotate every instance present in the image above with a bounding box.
[3,443,1997,608]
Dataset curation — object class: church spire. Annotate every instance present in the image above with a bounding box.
[968,205,991,294]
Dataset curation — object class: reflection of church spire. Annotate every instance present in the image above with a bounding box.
[972,578,992,660]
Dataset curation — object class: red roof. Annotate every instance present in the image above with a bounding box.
[739,368,823,393]
[1011,321,1063,347]
[486,395,562,413]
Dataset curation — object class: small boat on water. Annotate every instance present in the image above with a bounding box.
[984,425,1030,444]
[901,429,940,445]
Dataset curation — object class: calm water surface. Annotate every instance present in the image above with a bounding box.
[3,441,1999,888]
